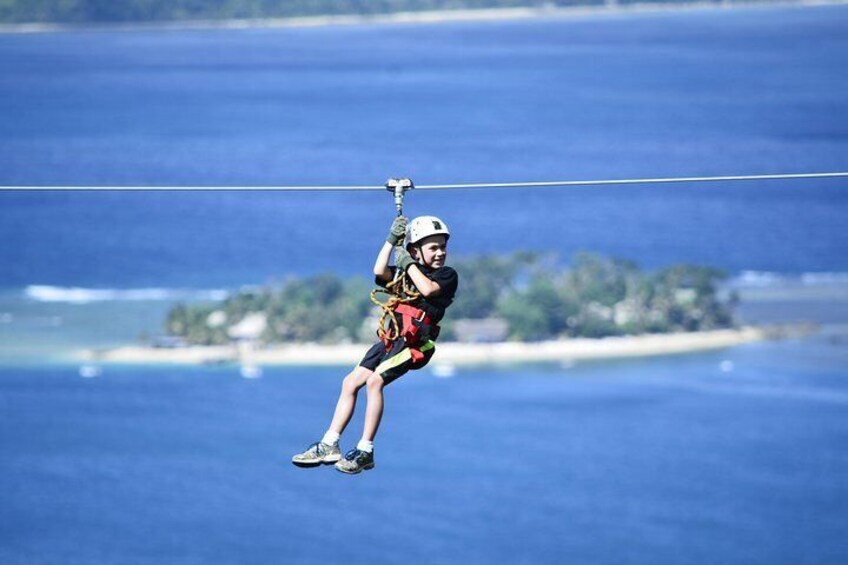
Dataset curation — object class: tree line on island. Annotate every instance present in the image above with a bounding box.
[161,252,737,346]
[1,1,759,24]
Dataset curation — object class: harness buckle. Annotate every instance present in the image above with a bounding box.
[396,303,428,324]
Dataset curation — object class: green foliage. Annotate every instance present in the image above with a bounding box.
[165,301,230,345]
[165,274,373,345]
[490,252,734,339]
[496,273,577,340]
[162,251,736,345]
[450,252,535,319]
[565,252,637,306]
[263,275,372,342]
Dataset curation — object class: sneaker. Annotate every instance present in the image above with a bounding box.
[334,448,375,474]
[291,441,341,467]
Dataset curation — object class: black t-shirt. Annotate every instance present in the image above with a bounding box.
[376,265,459,324]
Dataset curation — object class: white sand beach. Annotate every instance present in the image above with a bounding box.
[81,326,794,367]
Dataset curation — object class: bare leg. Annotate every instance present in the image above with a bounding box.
[328,366,372,435]
[361,373,386,442]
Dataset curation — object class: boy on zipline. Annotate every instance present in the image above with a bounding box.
[292,215,458,474]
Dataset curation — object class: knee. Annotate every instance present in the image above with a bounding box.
[366,374,385,392]
[342,373,364,394]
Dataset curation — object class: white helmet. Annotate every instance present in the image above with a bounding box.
[406,215,450,246]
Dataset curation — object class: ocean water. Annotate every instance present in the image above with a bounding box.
[1,3,847,360]
[1,3,847,293]
[1,6,848,564]
[1,335,847,565]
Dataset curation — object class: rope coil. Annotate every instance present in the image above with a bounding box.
[370,179,421,346]
[370,269,420,345]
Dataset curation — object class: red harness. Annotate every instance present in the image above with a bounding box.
[384,303,438,365]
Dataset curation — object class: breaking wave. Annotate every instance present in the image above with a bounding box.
[730,271,848,288]
[24,285,229,304]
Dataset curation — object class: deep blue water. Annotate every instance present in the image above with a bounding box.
[1,7,848,564]
[1,335,847,565]
[1,4,847,291]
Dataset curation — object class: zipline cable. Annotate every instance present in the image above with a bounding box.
[416,172,848,190]
[0,171,847,191]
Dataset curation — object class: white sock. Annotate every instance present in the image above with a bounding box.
[356,439,374,453]
[321,430,340,446]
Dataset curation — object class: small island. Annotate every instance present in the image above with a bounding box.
[165,252,737,345]
[86,252,791,367]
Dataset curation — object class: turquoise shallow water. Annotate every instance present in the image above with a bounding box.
[1,335,846,565]
[0,289,175,365]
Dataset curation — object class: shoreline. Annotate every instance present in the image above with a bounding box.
[1,1,844,35]
[79,326,808,368]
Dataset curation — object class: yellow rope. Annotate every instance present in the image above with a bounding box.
[369,268,420,345]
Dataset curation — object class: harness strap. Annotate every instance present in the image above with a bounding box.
[380,303,439,363]
[395,303,432,325]
[374,339,436,377]
[408,347,425,364]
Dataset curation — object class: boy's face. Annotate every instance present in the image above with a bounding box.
[411,235,448,269]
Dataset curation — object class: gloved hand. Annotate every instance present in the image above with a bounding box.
[395,247,417,272]
[386,216,408,246]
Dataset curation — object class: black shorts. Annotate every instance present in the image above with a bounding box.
[359,337,436,385]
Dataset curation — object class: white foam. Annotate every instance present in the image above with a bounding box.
[731,271,848,289]
[24,285,229,304]
[79,365,102,378]
[801,272,848,285]
[240,365,263,379]
[733,271,786,287]
[431,363,457,378]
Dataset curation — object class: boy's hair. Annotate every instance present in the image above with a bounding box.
[406,233,448,256]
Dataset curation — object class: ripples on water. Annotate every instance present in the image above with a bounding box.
[1,335,847,565]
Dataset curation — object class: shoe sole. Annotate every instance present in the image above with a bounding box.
[291,454,341,468]
[334,462,375,475]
